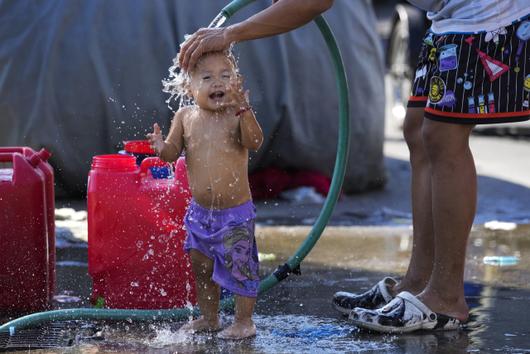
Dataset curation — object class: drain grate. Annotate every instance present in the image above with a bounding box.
[0,323,73,351]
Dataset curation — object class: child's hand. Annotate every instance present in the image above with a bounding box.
[146,123,165,155]
[227,76,251,111]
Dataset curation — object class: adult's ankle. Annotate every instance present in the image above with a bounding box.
[393,278,428,296]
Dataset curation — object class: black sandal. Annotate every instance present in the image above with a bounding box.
[332,277,397,315]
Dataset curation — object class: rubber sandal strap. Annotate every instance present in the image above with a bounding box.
[377,277,397,303]
[396,291,437,321]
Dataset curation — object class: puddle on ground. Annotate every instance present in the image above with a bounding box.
[2,225,530,353]
[71,315,395,354]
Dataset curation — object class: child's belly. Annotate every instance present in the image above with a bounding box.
[188,169,252,210]
[185,144,251,209]
[190,183,252,210]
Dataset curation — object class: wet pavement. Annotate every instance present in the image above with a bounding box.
[2,224,530,353]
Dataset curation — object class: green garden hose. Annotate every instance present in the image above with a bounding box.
[0,0,350,334]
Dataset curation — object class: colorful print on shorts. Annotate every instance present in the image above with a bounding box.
[409,15,530,124]
[223,226,260,293]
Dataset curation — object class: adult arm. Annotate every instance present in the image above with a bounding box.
[179,0,334,71]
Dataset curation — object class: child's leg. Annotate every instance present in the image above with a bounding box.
[218,295,256,339]
[179,249,221,332]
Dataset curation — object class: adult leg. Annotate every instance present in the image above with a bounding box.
[331,107,434,312]
[393,107,435,295]
[418,118,475,321]
[218,295,257,339]
[179,249,221,332]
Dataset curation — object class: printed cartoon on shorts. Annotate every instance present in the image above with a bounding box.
[224,227,259,290]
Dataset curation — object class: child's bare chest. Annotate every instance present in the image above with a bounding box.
[182,114,241,152]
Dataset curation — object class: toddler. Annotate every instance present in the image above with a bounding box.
[147,50,264,339]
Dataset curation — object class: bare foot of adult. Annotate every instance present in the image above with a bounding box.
[218,321,256,340]
[178,316,221,334]
[418,290,469,322]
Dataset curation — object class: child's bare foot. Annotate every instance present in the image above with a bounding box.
[217,320,256,340]
[178,316,221,334]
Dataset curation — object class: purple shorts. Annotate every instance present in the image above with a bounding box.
[184,200,259,297]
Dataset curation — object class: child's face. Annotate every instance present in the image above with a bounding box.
[189,53,237,111]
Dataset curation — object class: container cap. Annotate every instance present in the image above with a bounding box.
[123,140,155,155]
[91,154,137,172]
[150,166,171,179]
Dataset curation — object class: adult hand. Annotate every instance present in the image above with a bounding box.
[178,27,231,72]
[146,123,165,154]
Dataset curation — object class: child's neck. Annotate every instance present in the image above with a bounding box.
[196,105,235,117]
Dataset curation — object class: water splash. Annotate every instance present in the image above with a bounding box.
[162,13,234,111]
[77,315,397,353]
[208,13,227,29]
[161,56,193,111]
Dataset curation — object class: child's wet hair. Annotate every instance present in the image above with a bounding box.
[193,49,238,72]
[162,49,238,110]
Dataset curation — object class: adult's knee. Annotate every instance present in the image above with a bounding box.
[403,108,425,153]
[421,121,446,162]
[421,120,472,163]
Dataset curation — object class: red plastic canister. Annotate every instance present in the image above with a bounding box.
[121,140,156,165]
[0,148,54,313]
[87,154,195,309]
[0,147,55,305]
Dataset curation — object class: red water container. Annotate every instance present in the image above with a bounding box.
[87,154,195,309]
[121,140,156,165]
[0,147,55,306]
[0,148,54,313]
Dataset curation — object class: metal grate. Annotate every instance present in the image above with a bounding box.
[0,323,73,351]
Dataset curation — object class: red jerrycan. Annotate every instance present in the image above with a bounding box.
[0,147,55,306]
[0,148,54,313]
[87,154,195,309]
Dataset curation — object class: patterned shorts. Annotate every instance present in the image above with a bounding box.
[409,15,530,124]
[184,199,259,297]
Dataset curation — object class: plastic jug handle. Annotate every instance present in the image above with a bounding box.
[0,152,15,163]
[140,157,167,175]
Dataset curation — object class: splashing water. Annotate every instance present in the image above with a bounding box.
[161,56,193,111]
[162,13,232,111]
[208,13,227,29]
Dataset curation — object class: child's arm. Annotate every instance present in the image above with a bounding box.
[146,110,185,162]
[229,78,263,151]
[238,108,263,151]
